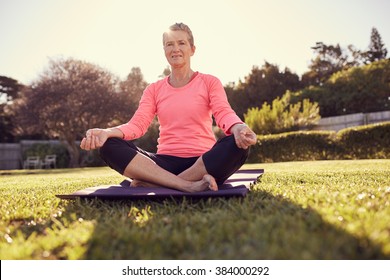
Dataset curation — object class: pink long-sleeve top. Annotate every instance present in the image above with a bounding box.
[117,72,243,157]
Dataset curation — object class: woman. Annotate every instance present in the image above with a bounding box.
[80,23,257,192]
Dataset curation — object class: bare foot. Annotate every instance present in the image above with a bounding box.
[187,174,218,193]
[130,179,159,188]
[130,175,218,193]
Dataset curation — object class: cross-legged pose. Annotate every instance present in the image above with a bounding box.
[80,23,257,192]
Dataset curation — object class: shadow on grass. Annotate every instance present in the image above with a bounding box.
[57,189,389,260]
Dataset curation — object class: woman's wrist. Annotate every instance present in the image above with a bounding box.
[230,123,247,134]
[105,128,124,139]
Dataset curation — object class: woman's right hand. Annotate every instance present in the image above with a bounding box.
[80,128,109,150]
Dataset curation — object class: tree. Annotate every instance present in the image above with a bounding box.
[11,58,129,167]
[364,27,388,63]
[120,67,148,103]
[119,67,148,114]
[0,75,23,103]
[292,59,390,117]
[303,28,388,86]
[159,66,171,78]
[0,104,15,142]
[227,62,302,119]
[302,42,360,86]
[0,76,24,142]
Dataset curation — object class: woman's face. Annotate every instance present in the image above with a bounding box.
[163,30,195,68]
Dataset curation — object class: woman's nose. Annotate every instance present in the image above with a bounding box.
[173,44,180,52]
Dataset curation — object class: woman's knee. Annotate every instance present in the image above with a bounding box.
[99,138,138,174]
[202,135,249,184]
[225,135,250,159]
[99,138,125,161]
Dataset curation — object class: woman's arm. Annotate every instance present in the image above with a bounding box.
[206,75,243,133]
[115,84,157,140]
[80,84,157,151]
[206,75,256,149]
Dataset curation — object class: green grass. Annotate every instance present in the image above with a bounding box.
[0,160,389,260]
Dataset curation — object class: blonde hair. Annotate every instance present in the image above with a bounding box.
[163,22,194,47]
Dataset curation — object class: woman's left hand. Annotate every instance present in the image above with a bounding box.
[230,123,257,149]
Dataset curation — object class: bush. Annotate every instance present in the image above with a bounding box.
[338,122,390,159]
[248,131,339,163]
[23,143,70,168]
[245,91,320,134]
[247,122,390,163]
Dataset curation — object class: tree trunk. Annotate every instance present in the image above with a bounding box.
[63,140,80,168]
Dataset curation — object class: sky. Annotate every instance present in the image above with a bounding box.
[0,0,389,86]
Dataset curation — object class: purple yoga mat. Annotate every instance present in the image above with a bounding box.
[56,169,264,200]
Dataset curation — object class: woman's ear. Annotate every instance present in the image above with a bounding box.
[191,45,196,56]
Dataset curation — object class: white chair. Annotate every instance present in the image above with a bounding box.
[41,155,57,169]
[23,156,41,169]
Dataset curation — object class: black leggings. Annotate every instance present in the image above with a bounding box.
[99,135,249,185]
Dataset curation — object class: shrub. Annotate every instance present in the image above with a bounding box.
[23,143,70,168]
[247,122,390,163]
[337,122,390,159]
[248,131,338,163]
[245,92,320,134]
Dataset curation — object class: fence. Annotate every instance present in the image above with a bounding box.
[0,143,21,170]
[313,110,390,131]
[0,140,62,170]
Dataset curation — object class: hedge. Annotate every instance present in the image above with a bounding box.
[24,143,70,168]
[247,121,390,163]
[338,122,390,159]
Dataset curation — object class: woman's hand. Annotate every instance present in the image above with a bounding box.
[230,123,257,149]
[80,128,109,150]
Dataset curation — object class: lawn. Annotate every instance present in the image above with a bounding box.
[0,159,389,259]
